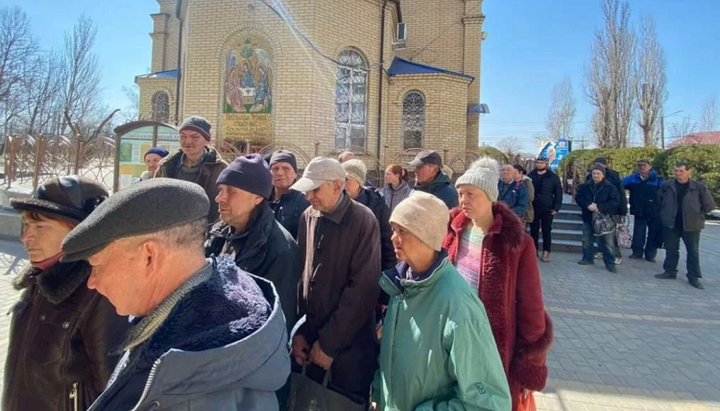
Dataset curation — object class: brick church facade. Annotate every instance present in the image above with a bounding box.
[136,0,487,170]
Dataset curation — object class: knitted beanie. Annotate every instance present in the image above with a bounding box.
[180,116,212,141]
[342,159,367,186]
[455,157,500,202]
[390,191,449,252]
[216,154,273,199]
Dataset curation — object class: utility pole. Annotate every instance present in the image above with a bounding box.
[660,115,665,149]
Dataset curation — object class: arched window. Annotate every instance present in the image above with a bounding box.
[151,92,170,123]
[403,91,425,149]
[335,50,368,149]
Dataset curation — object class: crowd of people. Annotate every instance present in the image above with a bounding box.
[3,114,713,411]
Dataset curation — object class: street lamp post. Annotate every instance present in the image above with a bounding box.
[660,110,684,149]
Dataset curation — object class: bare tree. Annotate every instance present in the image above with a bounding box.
[637,15,667,147]
[700,96,718,131]
[586,0,638,148]
[497,136,523,157]
[669,116,697,141]
[547,77,577,141]
[120,84,140,122]
[60,15,102,136]
[21,52,63,134]
[0,6,37,133]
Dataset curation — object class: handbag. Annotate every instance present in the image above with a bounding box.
[616,217,632,249]
[517,391,537,411]
[592,211,615,236]
[287,366,366,411]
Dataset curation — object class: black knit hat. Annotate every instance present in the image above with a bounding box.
[180,116,212,141]
[11,176,108,223]
[216,154,273,200]
[269,150,298,173]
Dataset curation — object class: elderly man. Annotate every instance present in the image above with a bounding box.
[155,116,228,223]
[656,161,716,289]
[290,157,381,405]
[269,150,310,239]
[206,153,300,331]
[622,160,663,262]
[61,179,289,411]
[408,150,458,209]
[498,164,529,218]
[140,147,169,181]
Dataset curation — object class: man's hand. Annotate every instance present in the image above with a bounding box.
[310,341,334,370]
[370,402,379,411]
[588,203,598,212]
[551,210,558,216]
[292,335,311,366]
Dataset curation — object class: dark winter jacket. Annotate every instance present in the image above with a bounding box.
[379,181,413,211]
[528,169,563,213]
[622,170,662,219]
[270,188,310,240]
[87,256,289,411]
[658,179,717,232]
[155,147,229,224]
[415,172,459,209]
[296,193,381,390]
[205,202,301,332]
[575,179,620,224]
[3,261,129,411]
[355,188,397,270]
[445,203,553,411]
[585,167,627,216]
[498,179,530,219]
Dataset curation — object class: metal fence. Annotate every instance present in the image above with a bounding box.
[1,134,116,192]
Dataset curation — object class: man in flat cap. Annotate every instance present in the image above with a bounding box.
[155,115,228,223]
[290,157,381,406]
[408,150,458,209]
[269,150,310,239]
[62,179,289,411]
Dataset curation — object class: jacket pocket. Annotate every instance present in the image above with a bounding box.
[28,305,79,364]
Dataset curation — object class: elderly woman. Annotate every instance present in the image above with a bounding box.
[4,176,130,411]
[444,158,553,411]
[372,191,511,411]
[379,163,413,211]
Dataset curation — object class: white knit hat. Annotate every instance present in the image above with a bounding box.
[390,191,449,252]
[342,159,367,186]
[455,157,500,202]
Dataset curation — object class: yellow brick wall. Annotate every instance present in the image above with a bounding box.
[143,0,483,165]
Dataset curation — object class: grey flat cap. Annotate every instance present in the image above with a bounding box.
[61,178,210,262]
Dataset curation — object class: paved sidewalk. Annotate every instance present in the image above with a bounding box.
[0,223,720,410]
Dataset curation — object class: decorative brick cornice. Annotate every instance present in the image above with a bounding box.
[462,14,486,25]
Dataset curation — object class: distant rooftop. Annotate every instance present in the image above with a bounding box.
[667,131,720,148]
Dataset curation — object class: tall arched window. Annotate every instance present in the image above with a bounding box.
[151,91,170,123]
[335,50,368,149]
[403,91,425,149]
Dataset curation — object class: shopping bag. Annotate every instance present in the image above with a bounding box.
[592,211,615,236]
[616,218,632,249]
[517,391,537,411]
[287,366,366,411]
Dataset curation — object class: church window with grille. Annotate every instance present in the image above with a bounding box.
[403,91,425,149]
[151,92,170,123]
[335,50,368,149]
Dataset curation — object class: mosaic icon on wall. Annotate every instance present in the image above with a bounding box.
[222,35,274,147]
[224,37,273,114]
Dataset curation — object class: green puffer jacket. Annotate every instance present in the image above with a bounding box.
[373,254,511,411]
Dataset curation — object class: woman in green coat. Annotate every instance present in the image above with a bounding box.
[372,191,511,411]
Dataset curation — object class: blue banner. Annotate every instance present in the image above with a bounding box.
[537,138,571,171]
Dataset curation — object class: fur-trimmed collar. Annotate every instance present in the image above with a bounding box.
[14,260,91,305]
[449,201,526,251]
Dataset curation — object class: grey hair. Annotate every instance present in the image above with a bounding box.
[122,218,207,253]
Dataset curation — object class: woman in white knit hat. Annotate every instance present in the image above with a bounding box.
[443,157,553,411]
[372,191,510,411]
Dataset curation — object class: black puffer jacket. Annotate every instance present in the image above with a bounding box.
[355,187,397,270]
[3,261,130,411]
[270,188,310,240]
[585,167,628,216]
[575,179,620,224]
[528,169,563,213]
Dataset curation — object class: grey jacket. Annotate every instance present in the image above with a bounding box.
[379,181,413,211]
[658,179,716,232]
[88,257,289,411]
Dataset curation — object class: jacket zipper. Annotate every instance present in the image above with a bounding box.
[69,382,79,411]
[387,292,402,404]
[128,358,162,411]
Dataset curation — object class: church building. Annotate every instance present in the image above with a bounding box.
[136,0,487,170]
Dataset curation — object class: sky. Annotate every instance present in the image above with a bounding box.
[6,0,720,153]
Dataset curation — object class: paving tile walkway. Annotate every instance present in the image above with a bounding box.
[0,223,720,410]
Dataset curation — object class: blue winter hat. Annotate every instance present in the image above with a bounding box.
[216,154,273,200]
[144,147,169,159]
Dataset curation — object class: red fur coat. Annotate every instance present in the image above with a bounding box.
[444,202,553,408]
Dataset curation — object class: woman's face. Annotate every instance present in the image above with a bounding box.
[345,178,362,199]
[385,168,400,186]
[391,223,432,266]
[20,212,74,262]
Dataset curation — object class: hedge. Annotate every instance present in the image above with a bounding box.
[559,144,720,204]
